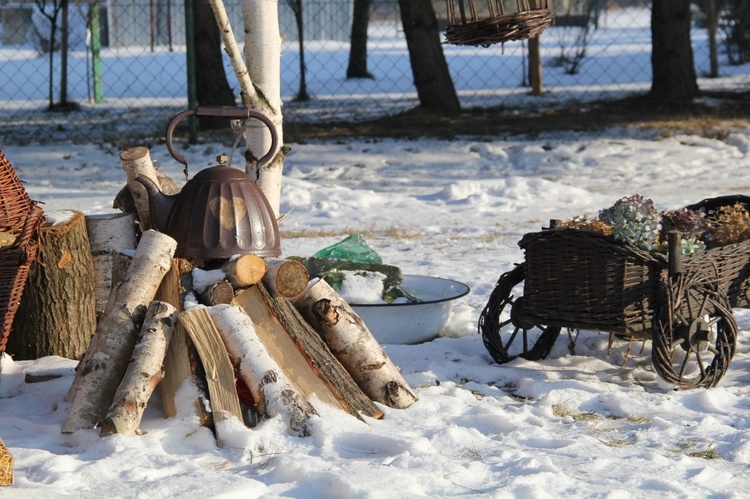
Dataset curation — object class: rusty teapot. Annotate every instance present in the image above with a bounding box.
[136,107,281,260]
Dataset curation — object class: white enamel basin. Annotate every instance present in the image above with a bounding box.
[349,275,470,345]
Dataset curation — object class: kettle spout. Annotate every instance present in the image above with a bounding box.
[134,175,177,233]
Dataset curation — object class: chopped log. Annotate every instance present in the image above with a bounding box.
[293,279,418,409]
[0,438,11,486]
[234,284,383,420]
[85,212,138,321]
[119,147,179,230]
[63,230,177,433]
[155,258,194,310]
[221,254,266,287]
[233,285,348,413]
[153,258,212,422]
[199,280,234,306]
[100,301,178,437]
[8,210,97,360]
[177,309,244,446]
[209,305,318,437]
[263,258,308,298]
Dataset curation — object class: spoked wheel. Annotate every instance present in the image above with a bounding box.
[479,265,562,364]
[652,274,738,389]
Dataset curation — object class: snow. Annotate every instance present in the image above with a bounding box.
[337,271,387,304]
[2,124,750,497]
[2,7,750,497]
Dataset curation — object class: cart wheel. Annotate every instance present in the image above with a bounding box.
[479,265,562,364]
[652,274,737,389]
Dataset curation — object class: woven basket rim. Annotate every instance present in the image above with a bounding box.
[445,9,553,46]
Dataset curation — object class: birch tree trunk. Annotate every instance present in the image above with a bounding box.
[242,0,285,217]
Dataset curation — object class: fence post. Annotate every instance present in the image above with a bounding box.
[91,3,104,103]
[528,35,542,95]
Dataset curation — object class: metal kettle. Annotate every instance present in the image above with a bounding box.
[136,107,281,260]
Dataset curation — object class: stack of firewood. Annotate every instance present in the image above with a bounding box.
[60,147,417,443]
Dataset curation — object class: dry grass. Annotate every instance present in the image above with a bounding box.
[280,226,420,240]
[670,439,721,460]
[552,404,600,422]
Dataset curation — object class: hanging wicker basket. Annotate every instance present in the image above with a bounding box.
[0,150,43,354]
[444,0,553,47]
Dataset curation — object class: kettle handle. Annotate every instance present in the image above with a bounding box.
[165,106,279,169]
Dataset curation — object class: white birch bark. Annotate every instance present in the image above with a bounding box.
[63,231,178,433]
[209,305,317,437]
[242,0,285,217]
[100,300,178,437]
[120,147,161,230]
[293,279,418,409]
[85,212,138,320]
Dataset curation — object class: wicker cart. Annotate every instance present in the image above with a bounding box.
[479,195,750,389]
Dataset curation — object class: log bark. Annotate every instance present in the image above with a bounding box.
[293,279,418,409]
[209,305,317,437]
[178,309,243,446]
[100,300,177,437]
[263,258,308,298]
[8,210,96,360]
[234,284,383,420]
[63,230,178,433]
[85,212,138,321]
[221,254,266,287]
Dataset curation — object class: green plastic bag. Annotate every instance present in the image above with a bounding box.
[312,234,383,264]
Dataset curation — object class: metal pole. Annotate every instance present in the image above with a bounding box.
[91,3,104,103]
[184,0,197,143]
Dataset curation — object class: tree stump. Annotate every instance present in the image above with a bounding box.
[7,210,96,360]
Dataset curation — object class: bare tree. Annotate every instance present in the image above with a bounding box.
[194,0,237,129]
[347,0,373,78]
[650,0,698,101]
[33,0,63,110]
[398,0,460,115]
[285,0,309,100]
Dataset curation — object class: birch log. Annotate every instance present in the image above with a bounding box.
[209,305,317,437]
[293,279,418,409]
[221,254,266,287]
[198,280,234,306]
[119,147,161,230]
[85,212,137,321]
[100,300,177,437]
[262,258,308,298]
[63,231,178,433]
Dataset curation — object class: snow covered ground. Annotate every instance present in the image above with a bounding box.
[2,3,750,497]
[1,124,750,497]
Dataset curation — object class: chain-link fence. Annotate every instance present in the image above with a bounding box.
[0,0,748,144]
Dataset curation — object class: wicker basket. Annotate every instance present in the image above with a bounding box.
[519,229,667,338]
[444,0,553,47]
[0,150,43,353]
[518,197,750,337]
